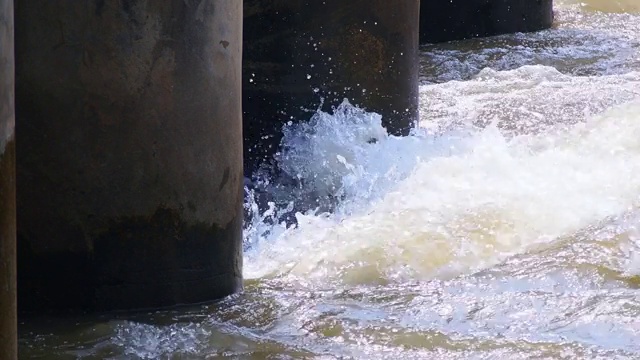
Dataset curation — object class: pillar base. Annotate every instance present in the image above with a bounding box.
[243,0,420,174]
[15,0,243,314]
[420,0,554,44]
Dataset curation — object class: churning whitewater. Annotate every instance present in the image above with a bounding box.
[18,0,640,358]
[244,67,640,286]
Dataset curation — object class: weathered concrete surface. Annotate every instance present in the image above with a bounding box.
[15,0,243,313]
[0,0,16,357]
[420,0,554,43]
[243,0,420,173]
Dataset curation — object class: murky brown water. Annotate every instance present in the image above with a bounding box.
[19,1,640,359]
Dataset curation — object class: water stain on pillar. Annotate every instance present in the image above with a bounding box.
[243,0,420,174]
[0,0,17,357]
[420,0,554,44]
[15,0,243,313]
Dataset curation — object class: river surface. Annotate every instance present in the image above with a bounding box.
[19,1,640,359]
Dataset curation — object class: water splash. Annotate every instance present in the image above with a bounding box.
[243,99,472,251]
[244,75,640,287]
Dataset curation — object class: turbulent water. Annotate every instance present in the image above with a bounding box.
[20,1,640,359]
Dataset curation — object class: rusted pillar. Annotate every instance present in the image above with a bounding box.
[243,0,420,173]
[420,0,554,44]
[0,0,16,357]
[15,0,243,313]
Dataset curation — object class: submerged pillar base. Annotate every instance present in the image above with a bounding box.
[420,0,554,44]
[15,0,243,314]
[0,0,16,357]
[243,0,420,174]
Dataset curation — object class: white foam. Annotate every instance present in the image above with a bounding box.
[244,66,640,285]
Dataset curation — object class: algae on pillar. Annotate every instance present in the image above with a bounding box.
[420,0,554,44]
[15,0,243,312]
[0,0,16,357]
[243,0,420,173]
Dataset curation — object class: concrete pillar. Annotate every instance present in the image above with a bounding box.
[420,0,554,44]
[243,0,420,173]
[15,0,243,313]
[0,0,16,357]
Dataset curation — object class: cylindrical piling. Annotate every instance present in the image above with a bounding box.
[243,0,420,173]
[420,0,554,44]
[0,0,17,357]
[15,0,243,313]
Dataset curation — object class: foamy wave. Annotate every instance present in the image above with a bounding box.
[420,66,640,136]
[245,96,640,284]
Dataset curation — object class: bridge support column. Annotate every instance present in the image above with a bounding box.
[420,0,554,43]
[1,0,16,357]
[15,0,243,313]
[243,0,420,173]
